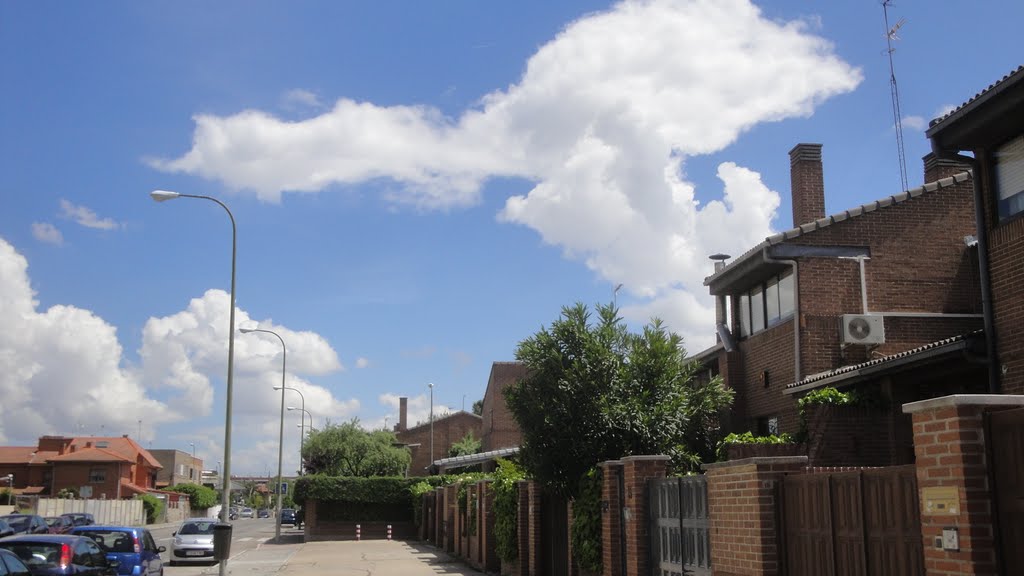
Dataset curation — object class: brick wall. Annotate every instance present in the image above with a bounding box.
[482,362,528,452]
[804,403,900,466]
[703,456,808,576]
[53,462,129,499]
[621,456,669,576]
[600,461,623,576]
[730,320,799,434]
[395,412,482,475]
[903,396,1019,575]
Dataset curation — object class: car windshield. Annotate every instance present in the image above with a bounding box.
[179,521,216,535]
[75,529,134,552]
[44,518,63,526]
[3,517,29,530]
[0,543,61,568]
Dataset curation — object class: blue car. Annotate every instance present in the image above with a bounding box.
[68,527,163,576]
[0,534,118,575]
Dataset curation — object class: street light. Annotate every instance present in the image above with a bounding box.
[287,406,313,473]
[428,382,434,474]
[275,386,305,474]
[239,327,287,541]
[151,189,237,576]
[189,442,196,482]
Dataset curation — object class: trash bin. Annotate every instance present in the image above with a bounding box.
[212,523,233,561]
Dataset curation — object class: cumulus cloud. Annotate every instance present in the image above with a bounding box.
[0,238,174,444]
[901,115,927,131]
[151,0,861,348]
[31,222,63,245]
[59,199,122,230]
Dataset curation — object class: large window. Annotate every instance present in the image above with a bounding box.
[996,135,1024,221]
[737,271,795,337]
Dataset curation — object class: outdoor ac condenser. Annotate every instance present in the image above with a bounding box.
[840,314,885,345]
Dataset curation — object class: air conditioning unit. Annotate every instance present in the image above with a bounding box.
[840,314,885,345]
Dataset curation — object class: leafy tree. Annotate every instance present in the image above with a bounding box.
[448,431,481,457]
[136,494,164,524]
[472,399,484,416]
[506,302,733,498]
[303,419,411,477]
[167,483,219,509]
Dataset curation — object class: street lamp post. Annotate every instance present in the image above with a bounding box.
[240,327,287,541]
[428,382,434,474]
[287,406,312,473]
[150,189,237,576]
[275,386,305,474]
[189,442,196,482]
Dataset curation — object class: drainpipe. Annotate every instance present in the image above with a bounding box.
[939,152,999,393]
[762,248,801,382]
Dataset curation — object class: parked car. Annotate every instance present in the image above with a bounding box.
[238,508,253,519]
[256,509,269,519]
[59,515,94,528]
[0,534,120,575]
[277,509,295,526]
[0,548,31,576]
[69,526,164,576]
[168,518,217,566]
[44,517,75,535]
[0,519,15,539]
[0,515,49,536]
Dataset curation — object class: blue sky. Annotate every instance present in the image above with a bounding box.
[1,1,1020,477]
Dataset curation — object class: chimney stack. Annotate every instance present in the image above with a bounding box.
[923,152,972,184]
[399,397,408,431]
[790,143,825,227]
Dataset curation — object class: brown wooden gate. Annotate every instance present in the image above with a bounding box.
[781,466,923,576]
[990,407,1024,575]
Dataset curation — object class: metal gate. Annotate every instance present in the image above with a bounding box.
[989,407,1024,574]
[781,466,923,576]
[649,475,710,576]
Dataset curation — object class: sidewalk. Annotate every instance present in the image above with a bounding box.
[203,538,484,575]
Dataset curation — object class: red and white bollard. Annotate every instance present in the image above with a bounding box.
[386,524,392,541]
[356,524,361,541]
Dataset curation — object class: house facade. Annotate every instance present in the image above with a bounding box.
[480,361,527,453]
[0,435,163,498]
[149,449,204,489]
[700,143,987,464]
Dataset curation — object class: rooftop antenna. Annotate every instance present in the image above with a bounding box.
[883,0,909,192]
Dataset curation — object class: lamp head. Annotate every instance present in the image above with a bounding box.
[428,382,434,388]
[273,386,283,390]
[239,328,256,334]
[150,190,181,202]
[287,406,297,411]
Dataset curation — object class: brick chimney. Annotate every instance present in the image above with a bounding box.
[923,152,972,183]
[398,397,408,431]
[790,143,825,227]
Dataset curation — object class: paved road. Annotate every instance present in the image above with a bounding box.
[150,518,480,575]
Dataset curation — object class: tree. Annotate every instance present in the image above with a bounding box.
[448,431,481,457]
[303,419,411,477]
[167,483,219,509]
[505,302,733,498]
[472,399,484,416]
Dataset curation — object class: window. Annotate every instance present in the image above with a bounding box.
[736,270,796,337]
[756,416,780,436]
[996,135,1024,220]
[88,468,106,483]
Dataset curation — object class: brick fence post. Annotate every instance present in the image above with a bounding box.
[702,456,808,576]
[600,460,624,576]
[903,394,1024,575]
[621,455,670,576]
[515,480,531,576]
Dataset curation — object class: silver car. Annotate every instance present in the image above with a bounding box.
[169,518,217,565]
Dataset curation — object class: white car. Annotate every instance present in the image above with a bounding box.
[169,518,218,565]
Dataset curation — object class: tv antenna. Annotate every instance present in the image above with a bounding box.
[883,0,908,192]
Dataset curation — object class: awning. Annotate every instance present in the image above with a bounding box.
[434,446,520,470]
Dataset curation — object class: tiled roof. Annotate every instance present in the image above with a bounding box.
[0,447,38,464]
[119,479,150,495]
[705,171,972,286]
[48,447,134,463]
[928,65,1024,130]
[434,446,519,468]
[784,331,982,394]
[63,436,162,469]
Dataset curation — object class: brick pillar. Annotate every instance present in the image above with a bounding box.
[527,481,542,576]
[923,152,972,183]
[600,460,624,576]
[702,456,808,576]
[903,395,1024,575]
[434,487,443,547]
[789,143,825,227]
[445,484,458,553]
[621,456,670,576]
[481,480,500,573]
[515,480,531,576]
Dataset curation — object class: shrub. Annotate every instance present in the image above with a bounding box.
[136,494,163,524]
[167,483,219,509]
[570,468,602,574]
[493,459,526,563]
[716,431,794,461]
[796,386,859,441]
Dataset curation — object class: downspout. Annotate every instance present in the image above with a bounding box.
[762,248,801,381]
[940,152,999,393]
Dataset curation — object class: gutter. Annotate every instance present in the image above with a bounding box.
[762,247,801,382]
[934,151,999,393]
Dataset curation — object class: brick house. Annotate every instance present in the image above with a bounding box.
[479,361,526,453]
[0,435,163,498]
[392,397,482,476]
[699,143,988,465]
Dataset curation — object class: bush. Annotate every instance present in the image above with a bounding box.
[796,386,859,441]
[716,431,794,461]
[570,469,602,574]
[167,483,219,509]
[136,494,163,524]
[493,459,526,563]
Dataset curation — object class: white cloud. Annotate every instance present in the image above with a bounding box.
[31,222,63,245]
[59,199,122,230]
[901,115,927,131]
[355,357,370,369]
[0,238,174,444]
[152,0,861,342]
[283,89,323,110]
